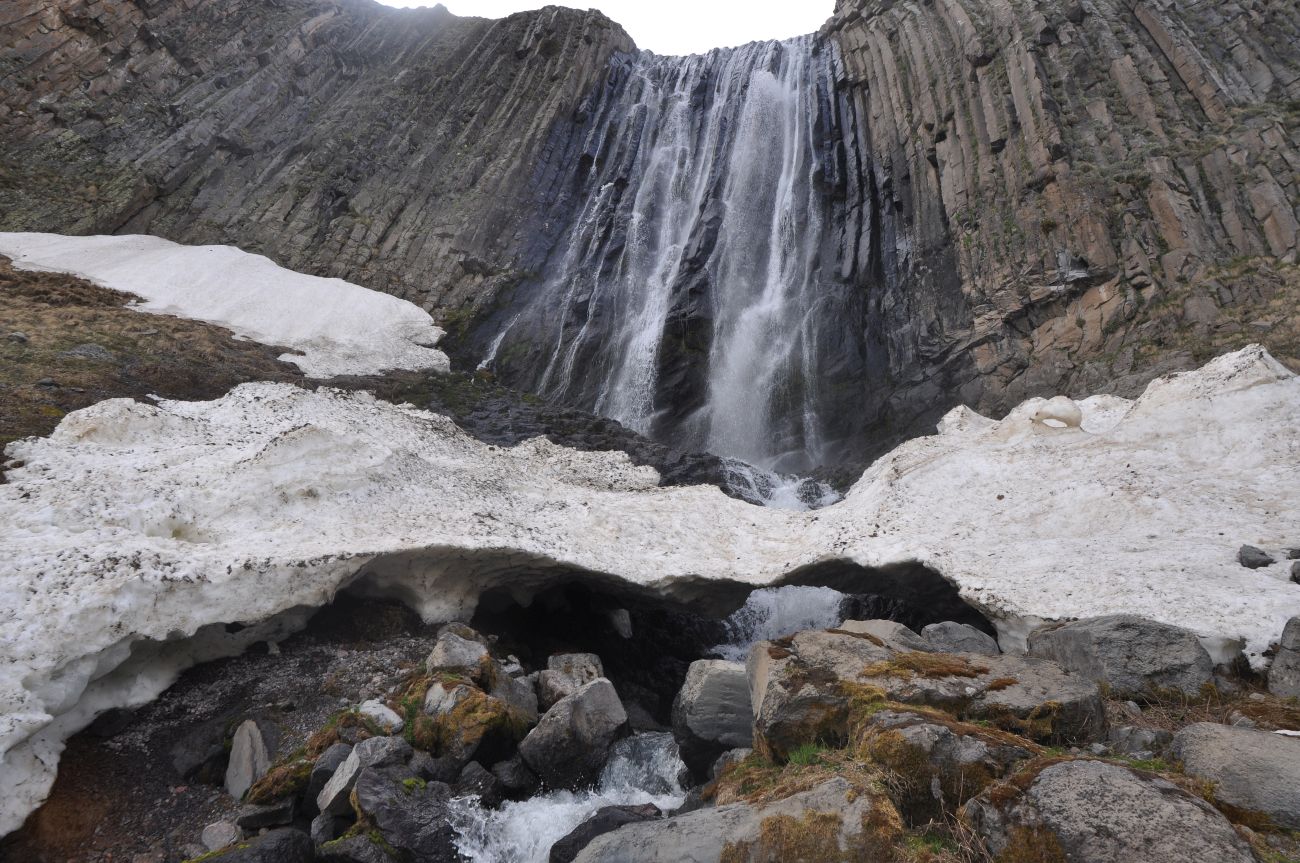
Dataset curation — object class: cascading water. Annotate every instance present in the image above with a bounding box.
[483,37,869,476]
[710,585,849,661]
[448,733,687,863]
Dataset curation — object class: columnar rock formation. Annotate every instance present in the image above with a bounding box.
[2,0,1297,460]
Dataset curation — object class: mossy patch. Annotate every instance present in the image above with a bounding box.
[245,758,312,804]
[995,826,1067,863]
[863,652,990,680]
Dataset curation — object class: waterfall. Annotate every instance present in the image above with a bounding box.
[711,585,849,661]
[484,37,867,475]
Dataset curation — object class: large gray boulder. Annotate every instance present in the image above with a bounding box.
[316,735,412,815]
[519,679,628,789]
[225,720,271,800]
[921,621,1000,655]
[425,630,489,675]
[573,777,899,862]
[536,669,579,712]
[1268,617,1300,698]
[548,653,604,684]
[963,760,1257,862]
[836,619,930,651]
[1171,722,1300,829]
[351,766,459,861]
[306,742,352,806]
[1027,614,1214,698]
[671,659,753,777]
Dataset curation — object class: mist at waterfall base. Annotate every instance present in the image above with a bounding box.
[482,36,874,481]
[447,586,849,862]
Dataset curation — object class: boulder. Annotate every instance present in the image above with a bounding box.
[519,679,628,789]
[310,812,340,845]
[454,760,504,809]
[549,804,661,863]
[206,828,314,863]
[200,820,241,852]
[307,742,353,805]
[1268,617,1300,698]
[1027,614,1214,697]
[410,750,461,783]
[921,621,1000,655]
[351,766,459,861]
[234,799,294,831]
[836,619,930,652]
[709,748,752,781]
[491,754,540,797]
[426,631,489,675]
[1171,722,1300,829]
[536,669,580,712]
[490,666,540,724]
[225,720,271,801]
[358,699,404,733]
[548,653,604,685]
[748,629,1105,759]
[573,777,901,863]
[1108,725,1172,758]
[862,709,1036,824]
[963,760,1257,862]
[671,659,753,777]
[316,735,412,815]
[315,836,395,863]
[1238,545,1276,568]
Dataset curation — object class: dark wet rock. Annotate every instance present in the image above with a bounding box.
[307,742,353,806]
[491,754,540,798]
[316,735,412,816]
[310,812,341,845]
[671,659,753,778]
[1171,722,1300,829]
[519,679,629,789]
[208,828,314,863]
[1027,615,1214,698]
[315,835,394,863]
[1270,617,1300,698]
[1238,545,1276,568]
[351,766,459,861]
[549,804,661,863]
[921,621,1000,656]
[234,799,294,831]
[454,761,504,809]
[410,750,462,784]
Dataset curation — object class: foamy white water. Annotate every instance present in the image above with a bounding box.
[448,733,687,863]
[711,585,848,661]
[721,458,841,511]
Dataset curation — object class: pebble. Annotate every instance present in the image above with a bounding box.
[35,377,58,388]
[6,332,28,344]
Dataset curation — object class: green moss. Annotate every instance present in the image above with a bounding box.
[787,742,828,767]
[401,777,427,794]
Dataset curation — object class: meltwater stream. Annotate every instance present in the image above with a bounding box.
[448,586,849,862]
[483,36,868,475]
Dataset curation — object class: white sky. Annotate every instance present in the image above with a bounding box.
[378,1,835,56]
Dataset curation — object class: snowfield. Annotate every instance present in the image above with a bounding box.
[0,233,450,377]
[1,346,1298,834]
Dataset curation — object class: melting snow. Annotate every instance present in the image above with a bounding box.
[0,233,450,377]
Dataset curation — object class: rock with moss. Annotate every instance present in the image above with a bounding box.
[1171,722,1300,829]
[191,828,313,863]
[572,777,901,863]
[862,709,1037,824]
[520,679,629,789]
[350,766,458,861]
[317,736,413,816]
[1027,615,1215,698]
[308,743,354,806]
[962,760,1257,862]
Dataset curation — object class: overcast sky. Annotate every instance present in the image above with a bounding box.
[378,1,834,55]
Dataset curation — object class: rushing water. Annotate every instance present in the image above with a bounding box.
[448,733,687,863]
[711,585,849,661]
[721,458,841,511]
[484,37,866,474]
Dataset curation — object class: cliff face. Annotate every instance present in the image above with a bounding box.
[827,0,1300,427]
[0,0,633,311]
[1,0,1297,464]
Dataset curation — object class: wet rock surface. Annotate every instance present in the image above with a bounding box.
[671,660,753,778]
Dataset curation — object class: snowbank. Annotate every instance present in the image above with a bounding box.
[0,233,450,377]
[1,346,1297,834]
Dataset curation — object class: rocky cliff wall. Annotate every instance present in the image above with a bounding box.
[828,0,1300,429]
[0,0,633,313]
[1,0,1297,463]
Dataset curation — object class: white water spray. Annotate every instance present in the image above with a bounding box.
[448,733,687,863]
[711,585,849,661]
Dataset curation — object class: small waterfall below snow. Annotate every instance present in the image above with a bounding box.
[483,37,868,476]
[711,585,849,661]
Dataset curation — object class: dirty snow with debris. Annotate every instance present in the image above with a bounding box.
[0,233,450,377]
[1,346,1298,834]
